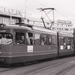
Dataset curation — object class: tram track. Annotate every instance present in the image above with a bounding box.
[0,57,75,75]
[56,64,75,75]
[24,61,66,75]
[19,57,75,75]
[0,59,65,74]
[0,63,25,73]
[24,57,75,75]
[0,68,15,73]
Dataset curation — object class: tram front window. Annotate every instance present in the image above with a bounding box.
[15,32,25,44]
[0,33,12,45]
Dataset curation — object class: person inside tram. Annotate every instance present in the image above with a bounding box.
[43,37,47,45]
[64,38,67,49]
[41,39,45,45]
[1,34,7,44]
[30,37,34,45]
[40,36,47,45]
[6,34,12,44]
[28,33,34,45]
[1,34,12,45]
[20,35,25,44]
[49,38,52,45]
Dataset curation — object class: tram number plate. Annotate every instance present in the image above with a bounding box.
[27,46,33,52]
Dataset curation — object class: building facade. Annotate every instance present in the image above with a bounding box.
[25,18,73,32]
[51,20,73,32]
[0,6,23,25]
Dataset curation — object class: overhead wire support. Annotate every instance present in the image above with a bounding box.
[41,17,46,28]
[43,10,52,23]
[50,8,55,29]
[38,8,55,29]
[40,8,55,11]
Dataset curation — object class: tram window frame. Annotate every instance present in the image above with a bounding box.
[26,32,34,45]
[15,31,25,45]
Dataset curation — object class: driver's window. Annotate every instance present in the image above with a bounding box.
[15,32,25,44]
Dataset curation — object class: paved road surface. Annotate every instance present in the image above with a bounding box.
[1,56,75,75]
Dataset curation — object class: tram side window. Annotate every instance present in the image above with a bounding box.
[65,37,71,45]
[15,32,25,44]
[52,36,56,45]
[48,35,56,45]
[40,34,48,45]
[34,34,40,45]
[0,33,12,45]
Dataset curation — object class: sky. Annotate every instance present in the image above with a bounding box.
[0,0,75,21]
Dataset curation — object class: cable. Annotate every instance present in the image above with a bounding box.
[55,9,69,18]
[31,0,48,7]
[31,0,68,18]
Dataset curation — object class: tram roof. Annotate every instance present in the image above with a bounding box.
[4,24,57,35]
[58,31,73,37]
[32,26,57,35]
[4,24,31,30]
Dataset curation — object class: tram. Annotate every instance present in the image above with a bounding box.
[0,23,58,64]
[0,23,74,64]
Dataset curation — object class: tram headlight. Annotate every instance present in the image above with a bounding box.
[0,23,5,28]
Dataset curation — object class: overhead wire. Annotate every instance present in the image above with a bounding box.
[55,10,69,18]
[31,0,48,7]
[28,0,75,29]
[29,0,74,22]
